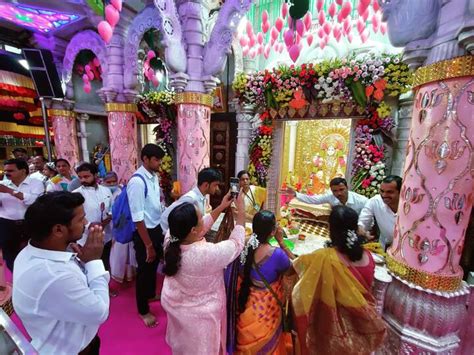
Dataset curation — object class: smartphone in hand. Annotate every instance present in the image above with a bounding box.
[230,177,239,198]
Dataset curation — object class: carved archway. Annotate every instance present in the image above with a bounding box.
[62,30,108,98]
[123,6,162,91]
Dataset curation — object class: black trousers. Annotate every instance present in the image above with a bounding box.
[0,217,27,271]
[133,225,163,315]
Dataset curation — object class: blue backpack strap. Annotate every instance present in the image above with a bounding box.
[130,173,148,198]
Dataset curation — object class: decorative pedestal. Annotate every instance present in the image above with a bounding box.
[49,109,80,167]
[380,276,469,354]
[175,93,213,194]
[105,103,138,184]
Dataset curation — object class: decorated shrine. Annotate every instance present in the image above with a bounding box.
[0,0,472,354]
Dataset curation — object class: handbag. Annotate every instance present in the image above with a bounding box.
[253,262,294,333]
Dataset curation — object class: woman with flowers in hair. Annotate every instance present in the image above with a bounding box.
[161,191,245,355]
[234,210,295,354]
[292,205,385,354]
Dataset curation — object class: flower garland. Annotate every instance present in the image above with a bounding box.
[137,90,177,198]
[234,54,412,197]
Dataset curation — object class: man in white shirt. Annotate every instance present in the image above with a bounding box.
[160,167,223,232]
[29,155,47,181]
[283,177,368,215]
[73,162,112,270]
[358,175,402,250]
[13,191,109,355]
[0,159,44,270]
[127,144,165,327]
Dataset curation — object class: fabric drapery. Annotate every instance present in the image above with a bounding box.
[292,248,386,355]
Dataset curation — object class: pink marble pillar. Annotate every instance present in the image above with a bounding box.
[50,112,80,167]
[388,71,474,291]
[106,109,138,184]
[176,103,211,193]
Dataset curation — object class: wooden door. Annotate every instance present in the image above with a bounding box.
[209,113,236,208]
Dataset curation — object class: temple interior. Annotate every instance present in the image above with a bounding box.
[0,0,473,354]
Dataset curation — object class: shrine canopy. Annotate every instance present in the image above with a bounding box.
[240,0,401,69]
[233,52,412,200]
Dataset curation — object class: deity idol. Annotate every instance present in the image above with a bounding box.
[312,135,346,187]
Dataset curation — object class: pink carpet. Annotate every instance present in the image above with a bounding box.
[7,270,172,354]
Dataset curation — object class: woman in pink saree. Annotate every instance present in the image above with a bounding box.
[161,192,245,354]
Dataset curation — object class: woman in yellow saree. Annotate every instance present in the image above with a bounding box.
[237,170,267,223]
[292,205,386,354]
[235,211,294,354]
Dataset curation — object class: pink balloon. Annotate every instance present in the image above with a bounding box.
[264,44,271,59]
[317,27,325,39]
[288,44,300,63]
[151,76,159,87]
[320,40,326,50]
[360,0,371,9]
[316,0,324,12]
[147,68,154,80]
[306,34,314,46]
[284,29,294,47]
[281,2,289,19]
[333,25,342,42]
[248,35,256,48]
[246,22,253,37]
[257,45,263,55]
[257,32,264,45]
[328,3,337,18]
[372,14,380,33]
[239,36,248,47]
[287,15,293,28]
[83,84,91,94]
[147,50,156,60]
[380,23,387,35]
[357,19,365,34]
[295,33,302,44]
[318,10,325,26]
[336,0,343,5]
[262,10,269,23]
[271,27,279,40]
[92,57,100,67]
[82,74,89,82]
[249,49,256,59]
[296,20,305,37]
[343,17,352,33]
[373,0,380,12]
[110,0,122,12]
[105,5,120,27]
[339,2,352,20]
[98,21,113,43]
[87,70,94,81]
[362,9,369,22]
[347,33,353,43]
[262,21,270,34]
[303,12,312,31]
[279,43,284,53]
[85,64,91,72]
[242,47,249,56]
[275,17,284,32]
[323,22,332,36]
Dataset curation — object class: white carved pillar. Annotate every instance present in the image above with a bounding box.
[287,121,298,172]
[391,92,413,177]
[266,120,284,215]
[235,104,255,173]
[76,113,90,163]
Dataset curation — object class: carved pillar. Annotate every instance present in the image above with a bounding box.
[383,56,474,353]
[49,108,80,166]
[391,93,414,177]
[76,113,91,163]
[266,120,284,215]
[174,93,213,194]
[105,103,138,184]
[287,121,298,172]
[235,104,255,173]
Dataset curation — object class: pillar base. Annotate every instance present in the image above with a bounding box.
[379,276,470,354]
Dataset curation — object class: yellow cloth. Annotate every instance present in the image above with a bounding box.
[243,185,267,223]
[236,279,292,355]
[291,248,386,355]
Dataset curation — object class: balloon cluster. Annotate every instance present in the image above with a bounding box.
[238,0,386,63]
[80,57,102,94]
[98,0,122,44]
[143,50,160,87]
